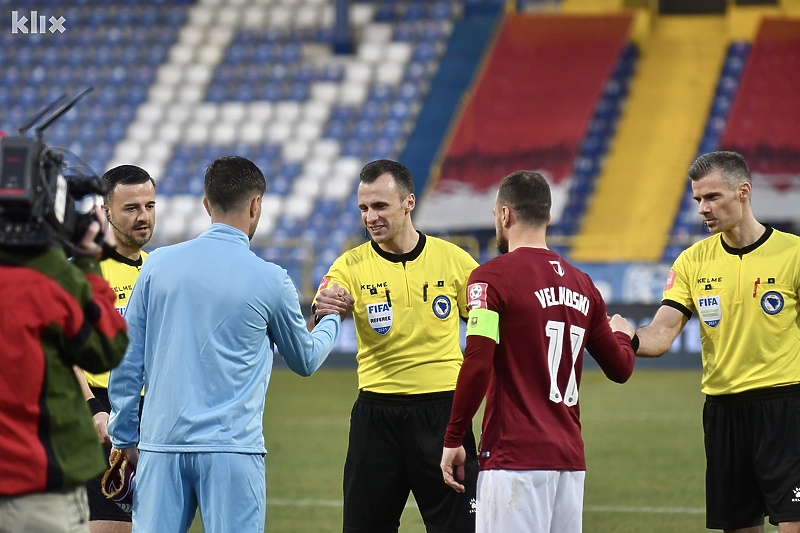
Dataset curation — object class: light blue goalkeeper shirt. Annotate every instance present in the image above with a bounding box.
[108,223,339,454]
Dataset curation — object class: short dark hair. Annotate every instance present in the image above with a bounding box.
[688,151,751,189]
[204,156,266,213]
[101,165,156,203]
[360,159,414,197]
[497,170,551,227]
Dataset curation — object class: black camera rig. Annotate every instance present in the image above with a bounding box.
[0,87,108,248]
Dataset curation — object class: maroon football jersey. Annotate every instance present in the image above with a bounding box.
[445,247,635,471]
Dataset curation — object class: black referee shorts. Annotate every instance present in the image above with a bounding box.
[343,390,478,533]
[85,387,132,523]
[704,383,800,529]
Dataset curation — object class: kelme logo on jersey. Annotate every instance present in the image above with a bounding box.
[761,291,784,315]
[697,295,722,328]
[366,302,393,335]
[432,295,451,319]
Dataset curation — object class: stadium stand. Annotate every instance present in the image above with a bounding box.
[3,0,798,304]
[572,15,730,262]
[662,40,751,262]
[664,18,800,262]
[416,12,636,256]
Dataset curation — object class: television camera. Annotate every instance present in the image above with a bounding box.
[0,87,108,248]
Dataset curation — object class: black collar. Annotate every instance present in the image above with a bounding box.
[370,232,426,264]
[720,225,772,257]
[103,248,144,268]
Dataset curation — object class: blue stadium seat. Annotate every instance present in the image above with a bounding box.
[710,95,731,118]
[369,85,395,103]
[722,56,745,77]
[316,199,341,217]
[579,135,606,158]
[370,138,395,160]
[359,102,384,121]
[716,75,739,97]
[186,178,204,196]
[331,105,356,121]
[703,116,726,137]
[280,161,303,180]
[728,41,751,59]
[412,43,437,62]
[320,64,345,82]
[288,82,310,102]
[295,65,317,83]
[277,217,304,236]
[354,120,377,139]
[403,4,426,21]
[234,85,256,102]
[262,143,282,160]
[146,46,168,65]
[573,156,599,179]
[260,83,283,102]
[397,82,420,103]
[389,102,411,121]
[281,43,302,64]
[374,5,397,22]
[431,3,453,21]
[698,136,719,156]
[342,139,367,158]
[382,120,405,141]
[312,27,331,43]
[306,213,332,233]
[393,23,416,42]
[324,120,349,140]
[311,264,331,286]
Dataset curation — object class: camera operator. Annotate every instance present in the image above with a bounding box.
[0,207,129,533]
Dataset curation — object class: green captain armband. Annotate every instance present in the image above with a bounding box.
[466,308,499,343]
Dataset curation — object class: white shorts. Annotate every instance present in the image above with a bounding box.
[476,469,585,533]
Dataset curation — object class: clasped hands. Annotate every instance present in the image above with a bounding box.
[314,282,355,322]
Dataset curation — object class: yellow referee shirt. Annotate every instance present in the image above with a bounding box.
[84,250,147,389]
[664,227,800,395]
[317,233,478,394]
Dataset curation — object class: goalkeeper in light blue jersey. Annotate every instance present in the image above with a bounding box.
[108,156,351,533]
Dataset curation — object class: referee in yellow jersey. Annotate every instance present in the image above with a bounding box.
[73,165,156,533]
[635,151,800,532]
[314,160,478,533]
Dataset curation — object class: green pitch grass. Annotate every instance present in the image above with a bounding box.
[184,367,776,532]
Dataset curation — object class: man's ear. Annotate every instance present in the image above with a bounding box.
[405,193,416,213]
[202,197,212,217]
[501,205,513,228]
[250,195,261,218]
[740,182,751,201]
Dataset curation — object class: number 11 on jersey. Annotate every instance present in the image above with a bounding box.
[545,320,585,407]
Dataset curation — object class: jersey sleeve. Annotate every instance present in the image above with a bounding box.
[444,266,498,447]
[313,254,352,305]
[270,271,341,376]
[662,251,695,317]
[580,274,635,383]
[453,248,479,320]
[108,261,151,449]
